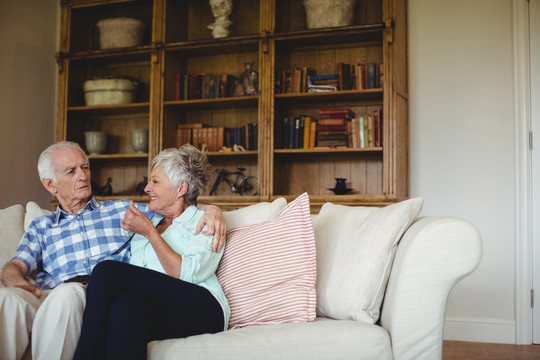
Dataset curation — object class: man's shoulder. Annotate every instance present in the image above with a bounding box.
[96,199,150,215]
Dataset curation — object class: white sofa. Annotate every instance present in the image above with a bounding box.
[0,197,482,360]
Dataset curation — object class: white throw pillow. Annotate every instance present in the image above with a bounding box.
[24,201,52,232]
[313,197,423,323]
[223,197,287,229]
[0,204,25,273]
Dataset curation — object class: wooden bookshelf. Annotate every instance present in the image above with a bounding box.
[56,0,408,210]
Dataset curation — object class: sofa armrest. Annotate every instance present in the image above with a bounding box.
[379,217,482,360]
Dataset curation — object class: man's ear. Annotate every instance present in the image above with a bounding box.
[42,178,56,195]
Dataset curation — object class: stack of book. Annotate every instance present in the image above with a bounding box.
[175,73,239,100]
[315,108,354,148]
[176,123,258,151]
[307,75,338,93]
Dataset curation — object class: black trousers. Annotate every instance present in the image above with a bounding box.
[73,260,224,360]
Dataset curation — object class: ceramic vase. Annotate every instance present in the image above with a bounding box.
[131,129,149,153]
[84,131,108,155]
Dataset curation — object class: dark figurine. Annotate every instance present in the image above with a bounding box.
[135,176,148,196]
[98,177,113,196]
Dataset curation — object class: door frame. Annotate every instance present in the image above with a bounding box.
[514,0,534,345]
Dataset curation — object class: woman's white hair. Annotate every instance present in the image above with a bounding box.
[151,145,212,205]
[38,141,87,183]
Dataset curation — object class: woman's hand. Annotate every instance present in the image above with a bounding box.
[121,201,156,238]
[196,204,227,252]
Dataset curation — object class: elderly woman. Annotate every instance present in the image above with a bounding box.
[73,145,230,360]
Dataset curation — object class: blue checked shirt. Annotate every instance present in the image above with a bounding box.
[13,196,152,290]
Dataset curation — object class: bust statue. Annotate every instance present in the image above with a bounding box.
[208,0,233,38]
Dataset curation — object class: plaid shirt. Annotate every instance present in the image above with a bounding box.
[13,196,152,290]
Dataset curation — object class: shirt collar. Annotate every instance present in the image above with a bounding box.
[150,205,197,227]
[54,196,100,224]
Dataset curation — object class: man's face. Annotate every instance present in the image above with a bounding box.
[49,147,92,207]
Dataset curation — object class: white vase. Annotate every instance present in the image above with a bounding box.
[131,129,149,153]
[84,131,108,155]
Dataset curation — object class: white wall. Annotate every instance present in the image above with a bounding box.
[0,0,58,210]
[409,0,518,343]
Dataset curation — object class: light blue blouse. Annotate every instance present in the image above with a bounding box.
[129,205,230,330]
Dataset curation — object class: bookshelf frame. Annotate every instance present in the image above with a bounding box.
[56,0,408,211]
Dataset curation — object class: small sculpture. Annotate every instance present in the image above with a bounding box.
[97,177,113,196]
[135,176,148,196]
[234,60,258,96]
[208,0,233,38]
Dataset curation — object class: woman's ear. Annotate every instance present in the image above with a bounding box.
[177,180,189,198]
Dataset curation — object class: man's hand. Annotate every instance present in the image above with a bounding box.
[196,204,227,252]
[121,201,155,238]
[0,260,42,298]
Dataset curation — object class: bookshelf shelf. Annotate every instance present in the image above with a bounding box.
[87,153,149,160]
[274,147,383,155]
[275,90,383,104]
[56,0,408,209]
[163,97,258,110]
[68,103,150,115]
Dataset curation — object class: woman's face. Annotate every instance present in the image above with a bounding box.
[145,165,179,214]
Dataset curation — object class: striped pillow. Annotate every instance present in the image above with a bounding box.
[216,192,316,329]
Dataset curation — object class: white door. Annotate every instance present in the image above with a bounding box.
[532,0,540,344]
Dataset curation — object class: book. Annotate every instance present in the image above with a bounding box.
[351,117,358,148]
[319,108,355,119]
[303,116,311,149]
[373,109,382,147]
[318,118,347,126]
[358,116,365,148]
[367,115,374,147]
[367,63,377,89]
[293,117,301,149]
[309,120,317,149]
[337,63,352,90]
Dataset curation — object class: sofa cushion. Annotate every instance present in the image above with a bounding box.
[313,197,423,323]
[0,204,25,276]
[148,317,392,360]
[217,192,316,329]
[24,201,52,231]
[223,197,287,229]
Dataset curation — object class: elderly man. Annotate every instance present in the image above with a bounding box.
[0,141,226,360]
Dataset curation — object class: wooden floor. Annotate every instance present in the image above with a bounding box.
[443,341,540,360]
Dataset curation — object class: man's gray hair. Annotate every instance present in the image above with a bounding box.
[38,141,87,183]
[151,145,212,205]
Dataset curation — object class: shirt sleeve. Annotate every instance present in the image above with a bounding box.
[180,231,223,284]
[12,226,42,275]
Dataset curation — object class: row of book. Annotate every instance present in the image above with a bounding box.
[275,108,382,149]
[176,123,258,152]
[275,63,383,94]
[174,73,240,101]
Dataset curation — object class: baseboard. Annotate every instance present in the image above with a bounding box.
[444,317,516,344]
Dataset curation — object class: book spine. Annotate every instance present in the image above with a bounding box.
[309,121,317,149]
[367,63,377,89]
[303,116,311,149]
[359,116,365,148]
[351,118,358,148]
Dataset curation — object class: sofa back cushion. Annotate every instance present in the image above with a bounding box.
[0,204,25,282]
[217,193,316,329]
[223,197,287,229]
[313,197,423,323]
